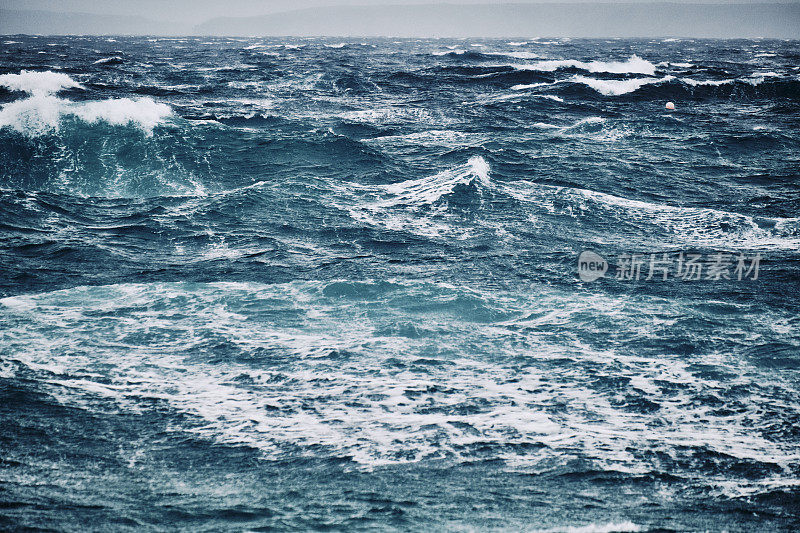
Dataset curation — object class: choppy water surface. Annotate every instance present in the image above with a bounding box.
[1,36,799,532]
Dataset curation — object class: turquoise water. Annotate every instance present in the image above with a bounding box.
[1,36,799,531]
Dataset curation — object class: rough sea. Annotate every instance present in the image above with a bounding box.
[1,36,799,532]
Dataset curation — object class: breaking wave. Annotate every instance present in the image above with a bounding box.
[570,75,675,96]
[515,55,657,75]
[0,71,172,136]
[560,74,800,98]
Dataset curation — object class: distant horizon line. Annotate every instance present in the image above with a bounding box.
[2,2,798,39]
[3,34,800,39]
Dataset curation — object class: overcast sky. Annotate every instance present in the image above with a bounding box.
[3,0,796,25]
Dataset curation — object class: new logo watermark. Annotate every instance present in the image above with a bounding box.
[577,251,609,282]
[578,251,761,282]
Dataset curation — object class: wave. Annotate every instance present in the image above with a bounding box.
[0,93,172,137]
[501,179,800,249]
[93,56,124,66]
[486,51,541,60]
[566,74,800,98]
[681,77,736,87]
[510,82,555,91]
[3,278,798,473]
[0,72,208,198]
[433,49,480,58]
[533,522,642,533]
[0,69,83,95]
[514,55,656,75]
[434,49,541,61]
[338,154,799,248]
[340,156,492,238]
[570,75,674,96]
[0,71,171,136]
[382,155,490,205]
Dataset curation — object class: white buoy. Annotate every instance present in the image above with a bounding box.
[665,101,675,110]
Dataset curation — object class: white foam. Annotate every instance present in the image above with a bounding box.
[572,75,674,95]
[681,77,735,87]
[507,41,528,46]
[70,98,172,134]
[535,522,641,533]
[681,74,781,88]
[365,130,484,148]
[485,51,541,60]
[339,157,492,238]
[515,55,656,75]
[510,82,552,91]
[501,178,800,249]
[433,49,467,56]
[0,93,172,136]
[383,155,490,201]
[0,70,83,95]
[337,107,431,124]
[4,279,799,474]
[0,70,172,136]
[93,56,123,65]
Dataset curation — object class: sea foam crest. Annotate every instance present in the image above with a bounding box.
[534,522,642,533]
[516,54,656,75]
[382,155,491,206]
[341,157,493,238]
[0,70,84,95]
[0,70,171,136]
[572,75,675,95]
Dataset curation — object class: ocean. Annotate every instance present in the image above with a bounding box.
[0,36,799,532]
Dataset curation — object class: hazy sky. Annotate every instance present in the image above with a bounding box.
[3,0,795,25]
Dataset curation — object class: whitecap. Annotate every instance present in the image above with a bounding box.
[533,522,642,533]
[433,49,467,56]
[0,93,172,137]
[514,54,656,75]
[681,77,735,86]
[340,157,492,238]
[572,75,674,96]
[93,56,123,65]
[485,51,541,60]
[0,70,171,137]
[0,70,83,95]
[510,82,552,91]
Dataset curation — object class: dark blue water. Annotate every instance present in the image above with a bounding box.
[1,36,799,532]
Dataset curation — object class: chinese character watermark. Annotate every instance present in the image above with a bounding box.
[577,251,761,282]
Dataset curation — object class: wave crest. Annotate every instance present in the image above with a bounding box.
[571,75,674,96]
[0,70,84,95]
[0,71,171,136]
[340,157,493,238]
[516,55,656,75]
